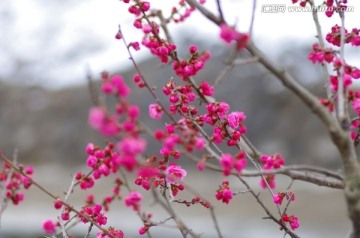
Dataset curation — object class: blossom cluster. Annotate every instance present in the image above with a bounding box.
[220,152,247,176]
[0,161,33,205]
[124,191,142,211]
[162,79,198,116]
[282,214,300,230]
[260,153,285,189]
[173,46,211,79]
[273,191,295,205]
[215,180,233,204]
[308,43,335,64]
[326,25,360,47]
[79,204,108,226]
[219,24,249,50]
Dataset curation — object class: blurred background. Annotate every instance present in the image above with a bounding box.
[0,0,360,237]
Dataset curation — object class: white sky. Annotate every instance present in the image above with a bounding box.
[0,0,359,89]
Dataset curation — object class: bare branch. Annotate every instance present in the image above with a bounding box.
[242,169,344,189]
[180,147,344,189]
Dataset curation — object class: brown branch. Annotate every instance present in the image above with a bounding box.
[180,147,344,189]
[243,169,343,189]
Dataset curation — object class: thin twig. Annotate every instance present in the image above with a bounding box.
[84,223,93,238]
[282,191,295,217]
[249,0,257,36]
[236,176,300,238]
[216,0,225,23]
[59,175,78,238]
[178,179,224,238]
[335,0,348,129]
[233,189,250,195]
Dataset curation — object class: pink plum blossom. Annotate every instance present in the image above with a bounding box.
[42,219,56,234]
[149,104,163,120]
[125,191,142,211]
[165,164,187,183]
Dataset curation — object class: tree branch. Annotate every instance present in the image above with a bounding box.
[180,147,344,189]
